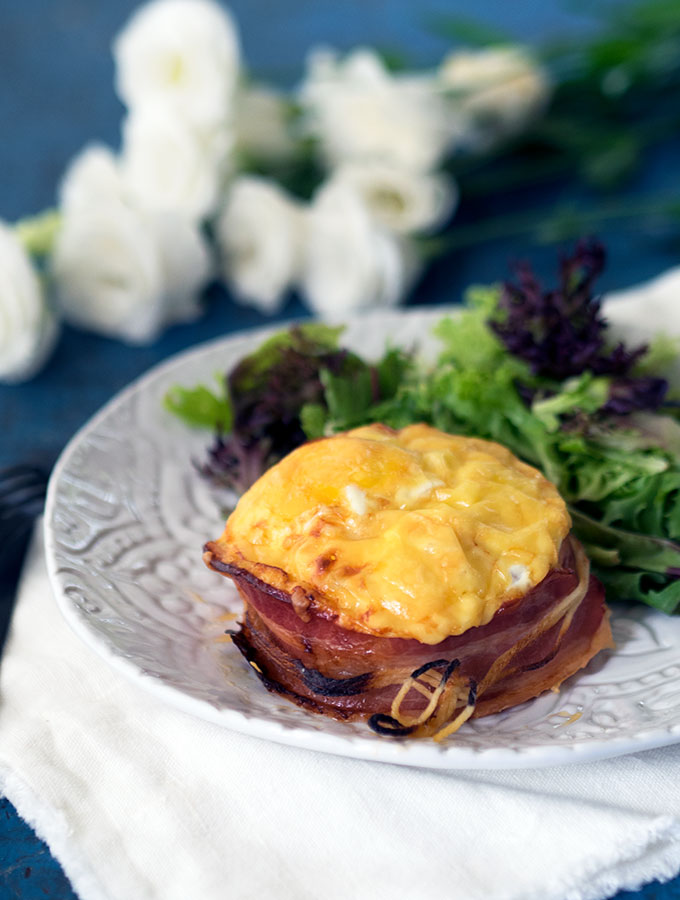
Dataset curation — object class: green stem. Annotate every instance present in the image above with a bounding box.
[15,208,61,258]
[457,110,680,199]
[460,156,574,197]
[423,195,680,256]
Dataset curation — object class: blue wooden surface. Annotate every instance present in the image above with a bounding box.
[2,1,680,897]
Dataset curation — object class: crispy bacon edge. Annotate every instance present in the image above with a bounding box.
[203,535,613,740]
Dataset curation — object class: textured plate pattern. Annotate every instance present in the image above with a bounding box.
[44,308,680,769]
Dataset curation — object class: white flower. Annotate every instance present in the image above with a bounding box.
[53,208,210,344]
[120,109,231,221]
[301,179,416,318]
[148,212,214,323]
[52,146,211,344]
[234,84,296,163]
[330,162,458,234]
[0,221,58,383]
[59,144,125,215]
[299,48,452,172]
[216,177,304,314]
[440,47,550,149]
[113,0,240,128]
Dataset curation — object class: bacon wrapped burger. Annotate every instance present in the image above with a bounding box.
[203,423,612,740]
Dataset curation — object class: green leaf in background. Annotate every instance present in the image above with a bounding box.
[163,382,232,430]
[15,208,61,258]
[431,0,680,247]
[424,13,512,46]
[580,132,642,189]
[377,48,411,72]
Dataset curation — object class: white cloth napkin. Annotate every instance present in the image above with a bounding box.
[0,510,680,900]
[4,269,680,900]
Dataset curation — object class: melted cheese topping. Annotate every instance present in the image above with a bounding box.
[214,424,570,644]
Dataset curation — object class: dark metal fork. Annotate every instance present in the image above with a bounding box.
[0,465,48,652]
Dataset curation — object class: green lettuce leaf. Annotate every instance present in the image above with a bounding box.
[163,382,232,430]
[570,508,680,613]
[229,323,344,394]
[531,373,610,432]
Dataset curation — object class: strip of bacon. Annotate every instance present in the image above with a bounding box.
[205,536,613,738]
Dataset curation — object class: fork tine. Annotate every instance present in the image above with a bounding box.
[0,522,35,575]
[0,506,45,527]
[0,467,47,498]
[0,464,45,475]
[0,474,46,494]
[0,465,47,480]
[0,465,48,531]
[0,471,46,492]
[0,482,47,507]
[0,465,47,483]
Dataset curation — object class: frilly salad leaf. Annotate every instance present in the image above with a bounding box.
[569,509,680,615]
[228,323,344,392]
[305,347,413,436]
[166,242,680,613]
[165,323,413,495]
[201,324,355,494]
[531,374,610,433]
[489,237,668,415]
[164,381,232,430]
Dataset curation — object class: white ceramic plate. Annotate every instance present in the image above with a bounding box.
[44,307,680,770]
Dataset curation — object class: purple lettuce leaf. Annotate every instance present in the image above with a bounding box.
[491,237,668,417]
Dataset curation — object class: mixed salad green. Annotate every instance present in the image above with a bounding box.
[166,240,680,614]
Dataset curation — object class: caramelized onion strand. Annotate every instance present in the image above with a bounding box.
[385,542,590,740]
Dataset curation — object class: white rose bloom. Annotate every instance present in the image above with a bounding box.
[59,144,125,214]
[0,222,58,383]
[299,47,452,172]
[53,148,211,344]
[440,47,550,149]
[53,206,164,344]
[113,0,240,128]
[121,110,231,221]
[301,179,416,319]
[331,162,458,234]
[234,84,296,163]
[154,212,215,321]
[216,177,304,314]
